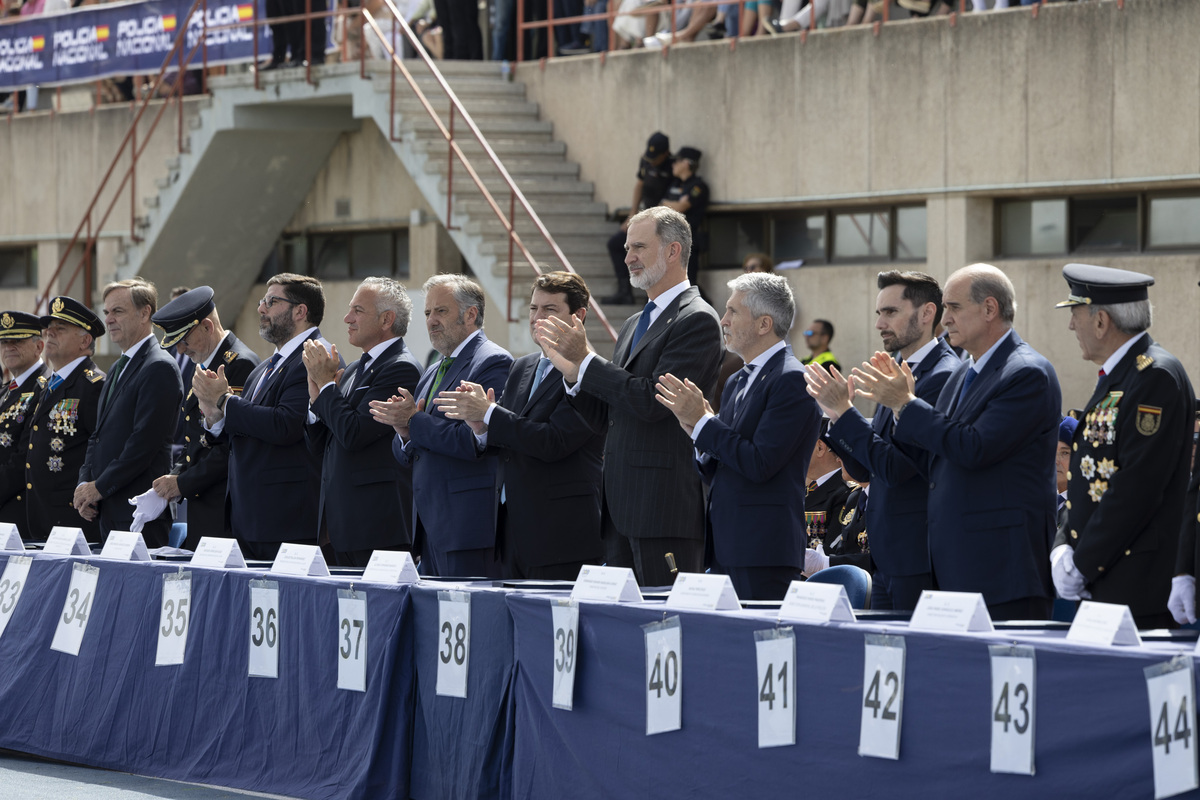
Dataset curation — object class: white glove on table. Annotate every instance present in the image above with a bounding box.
[128,488,168,533]
[1050,543,1091,601]
[1168,574,1197,626]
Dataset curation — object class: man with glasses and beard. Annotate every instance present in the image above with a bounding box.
[806,271,958,610]
[192,274,340,560]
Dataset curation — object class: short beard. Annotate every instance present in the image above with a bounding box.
[630,249,668,291]
[889,311,924,354]
[260,315,295,346]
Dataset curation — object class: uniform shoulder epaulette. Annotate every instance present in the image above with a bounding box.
[1136,354,1154,372]
[37,376,47,387]
[85,369,105,383]
[224,350,237,364]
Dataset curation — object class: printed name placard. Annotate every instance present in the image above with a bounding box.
[859,634,905,760]
[910,590,994,633]
[337,589,368,692]
[50,562,100,656]
[571,565,642,603]
[155,571,192,666]
[551,599,579,710]
[361,550,420,585]
[0,523,22,551]
[644,615,682,735]
[989,644,1036,776]
[436,590,471,698]
[99,530,150,562]
[0,555,33,641]
[248,579,280,679]
[754,627,796,748]
[778,580,856,623]
[271,543,330,577]
[1066,600,1142,647]
[43,527,91,556]
[665,572,740,611]
[1145,655,1200,799]
[191,537,247,569]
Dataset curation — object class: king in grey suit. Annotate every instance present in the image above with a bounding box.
[539,207,723,586]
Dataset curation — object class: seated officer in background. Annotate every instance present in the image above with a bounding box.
[1049,264,1194,629]
[149,287,260,549]
[803,418,851,551]
[0,312,50,537]
[805,475,872,576]
[27,298,106,540]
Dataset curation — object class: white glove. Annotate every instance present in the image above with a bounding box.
[804,547,830,576]
[1050,544,1091,601]
[128,488,168,533]
[1169,575,1197,626]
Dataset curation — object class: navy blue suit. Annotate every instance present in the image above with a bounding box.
[694,347,820,600]
[393,331,513,577]
[893,331,1061,614]
[81,338,183,546]
[827,338,959,609]
[308,337,422,565]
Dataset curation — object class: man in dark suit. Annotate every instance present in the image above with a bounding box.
[656,272,818,600]
[1047,264,1193,629]
[371,274,512,578]
[27,298,106,541]
[149,287,260,549]
[538,206,723,586]
[304,277,422,567]
[808,270,958,610]
[0,311,50,537]
[435,271,606,580]
[75,279,184,546]
[192,273,337,561]
[854,263,1062,620]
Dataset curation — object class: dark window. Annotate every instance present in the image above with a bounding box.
[0,246,36,288]
[259,229,409,282]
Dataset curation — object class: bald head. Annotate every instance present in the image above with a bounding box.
[941,263,1017,360]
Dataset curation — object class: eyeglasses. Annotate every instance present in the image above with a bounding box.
[259,295,299,309]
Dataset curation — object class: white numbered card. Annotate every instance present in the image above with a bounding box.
[361,550,420,584]
[551,600,579,710]
[989,644,1036,775]
[156,571,192,666]
[50,562,100,656]
[191,537,247,569]
[571,565,643,603]
[337,589,367,692]
[859,634,905,759]
[1145,655,1199,799]
[43,526,91,556]
[248,580,280,679]
[0,556,33,640]
[643,615,682,735]
[271,543,330,577]
[754,627,796,748]
[0,523,22,551]
[99,530,150,562]
[435,590,470,698]
[665,572,740,611]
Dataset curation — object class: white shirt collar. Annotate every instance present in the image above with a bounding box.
[1101,331,1147,376]
[645,280,690,326]
[120,332,158,359]
[449,329,482,359]
[272,326,318,362]
[197,331,233,370]
[365,336,402,362]
[815,467,843,488]
[10,360,44,388]
[968,328,1014,373]
[741,340,787,394]
[53,355,88,381]
[902,336,940,367]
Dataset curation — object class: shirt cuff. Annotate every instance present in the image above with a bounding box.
[474,431,488,449]
[307,410,319,424]
[205,417,225,437]
[691,412,716,443]
[565,353,598,397]
[483,403,498,426]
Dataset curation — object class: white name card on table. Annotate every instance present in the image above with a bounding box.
[909,590,994,633]
[1145,655,1200,800]
[859,634,906,760]
[571,565,642,604]
[155,571,192,666]
[665,572,740,612]
[43,526,91,556]
[248,580,281,679]
[989,644,1036,776]
[644,615,682,735]
[270,543,330,577]
[777,581,856,623]
[0,555,33,640]
[436,590,471,698]
[754,627,796,749]
[191,537,247,569]
[1066,600,1142,647]
[337,588,368,692]
[551,599,579,711]
[99,531,150,562]
[50,562,100,656]
[0,523,22,551]
[361,551,420,584]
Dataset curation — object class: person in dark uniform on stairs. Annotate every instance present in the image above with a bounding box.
[602,131,674,305]
[661,146,710,292]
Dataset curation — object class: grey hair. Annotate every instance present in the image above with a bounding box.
[1089,299,1152,335]
[629,206,693,267]
[727,272,796,338]
[359,277,413,337]
[422,273,485,328]
[962,263,1017,324]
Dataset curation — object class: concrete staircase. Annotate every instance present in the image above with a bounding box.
[115,59,631,355]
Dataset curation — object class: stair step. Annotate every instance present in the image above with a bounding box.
[394,98,540,119]
[453,197,606,216]
[373,74,527,98]
[364,58,505,78]
[411,138,566,158]
[402,117,553,137]
[427,158,578,179]
[440,176,592,196]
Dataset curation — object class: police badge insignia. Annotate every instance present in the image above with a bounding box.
[0,313,12,329]
[52,297,64,313]
[0,433,10,448]
[1136,405,1162,436]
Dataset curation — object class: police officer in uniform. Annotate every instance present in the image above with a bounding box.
[0,311,50,537]
[662,146,710,289]
[149,287,260,549]
[603,131,674,305]
[1051,264,1194,628]
[26,297,106,541]
[805,480,872,575]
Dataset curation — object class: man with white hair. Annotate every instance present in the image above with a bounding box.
[656,272,818,600]
[852,263,1062,620]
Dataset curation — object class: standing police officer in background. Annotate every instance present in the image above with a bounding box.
[0,311,50,537]
[661,146,710,290]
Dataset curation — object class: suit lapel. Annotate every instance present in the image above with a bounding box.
[99,343,151,423]
[623,287,695,366]
[949,332,1017,418]
[731,349,784,430]
[519,357,554,413]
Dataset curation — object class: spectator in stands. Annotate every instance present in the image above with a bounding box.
[742,252,774,273]
[0,312,49,538]
[75,279,183,546]
[801,319,840,373]
[149,287,260,549]
[662,146,710,291]
[602,131,674,305]
[434,0,482,58]
[263,0,327,69]
[582,0,608,51]
[777,0,852,30]
[671,0,717,43]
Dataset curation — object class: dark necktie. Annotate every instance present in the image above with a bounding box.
[628,300,657,353]
[48,373,63,392]
[427,356,455,403]
[343,353,371,396]
[251,353,282,402]
[730,364,756,414]
[956,367,978,408]
[103,354,129,407]
[529,356,552,397]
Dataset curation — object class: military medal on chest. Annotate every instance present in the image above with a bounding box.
[805,511,827,550]
[1083,391,1122,447]
[48,454,64,473]
[50,398,81,435]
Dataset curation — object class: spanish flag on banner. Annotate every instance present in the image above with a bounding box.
[96,25,110,41]
[162,14,177,31]
[237,4,254,20]
[31,35,45,51]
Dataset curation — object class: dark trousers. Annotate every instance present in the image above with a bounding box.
[726,566,802,602]
[422,543,497,579]
[433,0,484,59]
[871,570,934,612]
[607,229,631,297]
[273,0,327,62]
[987,596,1052,622]
[603,512,701,588]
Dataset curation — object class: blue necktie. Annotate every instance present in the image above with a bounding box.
[48,373,63,392]
[529,356,552,396]
[251,353,282,402]
[628,300,657,353]
[731,364,756,414]
[956,367,978,408]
